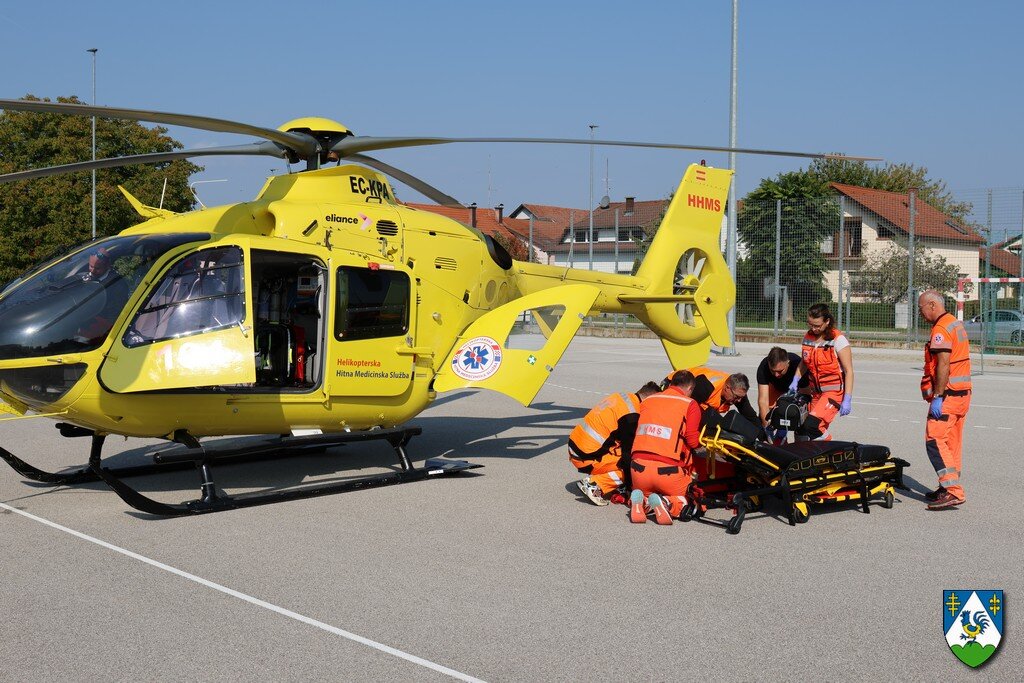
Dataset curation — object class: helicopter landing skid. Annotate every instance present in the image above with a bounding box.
[1,425,481,516]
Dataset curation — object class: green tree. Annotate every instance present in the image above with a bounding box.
[857,243,962,303]
[0,95,201,283]
[737,171,837,315]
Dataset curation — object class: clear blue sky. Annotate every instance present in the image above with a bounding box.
[2,0,1023,221]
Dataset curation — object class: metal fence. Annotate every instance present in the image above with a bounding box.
[523,188,1024,372]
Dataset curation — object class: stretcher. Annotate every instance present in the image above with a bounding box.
[682,410,909,534]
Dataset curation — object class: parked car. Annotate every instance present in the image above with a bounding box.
[964,309,1024,344]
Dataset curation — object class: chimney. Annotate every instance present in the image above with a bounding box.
[625,196,635,215]
[494,203,504,223]
[469,203,477,228]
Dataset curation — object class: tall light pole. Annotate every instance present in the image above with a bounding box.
[588,124,597,271]
[724,0,739,356]
[87,48,98,239]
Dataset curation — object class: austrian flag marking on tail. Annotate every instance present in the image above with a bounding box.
[695,168,706,182]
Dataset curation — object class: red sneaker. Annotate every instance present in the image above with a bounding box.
[629,489,647,523]
[927,491,965,510]
[648,493,673,525]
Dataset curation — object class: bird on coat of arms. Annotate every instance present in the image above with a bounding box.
[960,610,991,643]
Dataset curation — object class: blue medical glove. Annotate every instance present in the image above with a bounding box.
[840,394,852,416]
[929,395,944,419]
[788,375,800,393]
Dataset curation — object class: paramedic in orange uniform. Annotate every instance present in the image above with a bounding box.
[629,371,703,525]
[918,290,971,510]
[672,367,756,479]
[569,382,661,506]
[793,303,854,441]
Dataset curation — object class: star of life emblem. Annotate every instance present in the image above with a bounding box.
[451,336,503,381]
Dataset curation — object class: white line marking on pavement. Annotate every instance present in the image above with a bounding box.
[0,503,485,683]
[859,396,1024,410]
[546,383,606,396]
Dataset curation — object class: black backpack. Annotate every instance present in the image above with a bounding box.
[770,393,809,431]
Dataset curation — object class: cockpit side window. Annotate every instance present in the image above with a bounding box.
[123,246,245,347]
[0,233,208,361]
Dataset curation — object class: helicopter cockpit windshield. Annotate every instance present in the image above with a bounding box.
[0,233,208,361]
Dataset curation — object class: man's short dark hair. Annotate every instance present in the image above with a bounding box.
[766,346,790,366]
[669,370,696,390]
[636,381,661,399]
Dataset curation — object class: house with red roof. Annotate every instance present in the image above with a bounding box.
[402,202,535,261]
[827,183,984,302]
[510,197,673,272]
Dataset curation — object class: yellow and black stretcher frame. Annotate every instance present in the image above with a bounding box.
[681,416,909,535]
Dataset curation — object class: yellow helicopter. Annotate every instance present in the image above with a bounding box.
[0,98,870,515]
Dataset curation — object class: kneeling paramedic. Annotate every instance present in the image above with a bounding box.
[629,370,702,525]
[569,381,662,506]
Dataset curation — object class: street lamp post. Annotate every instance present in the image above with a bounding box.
[724,0,739,356]
[588,124,597,271]
[87,48,98,240]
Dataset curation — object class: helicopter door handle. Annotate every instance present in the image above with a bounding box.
[237,322,251,338]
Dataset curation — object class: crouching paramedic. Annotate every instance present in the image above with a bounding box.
[569,382,662,506]
[676,367,756,479]
[629,371,702,525]
[918,289,971,510]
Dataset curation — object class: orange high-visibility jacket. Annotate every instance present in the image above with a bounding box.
[632,388,701,462]
[922,312,972,397]
[688,367,730,412]
[568,392,641,461]
[801,328,847,394]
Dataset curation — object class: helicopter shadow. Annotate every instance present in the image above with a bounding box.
[409,400,588,462]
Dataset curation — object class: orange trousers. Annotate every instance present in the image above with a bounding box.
[569,451,626,494]
[926,394,970,500]
[805,390,843,441]
[631,455,692,516]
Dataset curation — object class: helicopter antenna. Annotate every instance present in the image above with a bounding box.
[159,177,168,210]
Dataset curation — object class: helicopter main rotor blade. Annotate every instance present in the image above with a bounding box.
[349,154,464,208]
[330,136,881,161]
[0,142,287,185]
[0,99,318,157]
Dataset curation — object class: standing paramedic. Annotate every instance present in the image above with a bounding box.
[792,303,854,441]
[569,382,662,506]
[629,370,702,525]
[918,290,971,510]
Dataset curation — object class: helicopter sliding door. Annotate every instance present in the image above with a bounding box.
[100,245,255,392]
[331,264,415,397]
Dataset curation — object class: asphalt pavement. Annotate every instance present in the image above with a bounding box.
[2,337,1021,681]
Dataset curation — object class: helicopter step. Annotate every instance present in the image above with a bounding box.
[0,425,481,516]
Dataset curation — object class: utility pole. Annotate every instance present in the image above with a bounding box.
[724,0,739,355]
[87,48,98,239]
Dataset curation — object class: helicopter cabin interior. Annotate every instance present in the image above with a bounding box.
[121,247,328,392]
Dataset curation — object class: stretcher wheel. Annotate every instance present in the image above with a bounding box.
[790,502,809,524]
[746,495,763,513]
[882,489,895,509]
[726,515,743,535]
[680,504,695,522]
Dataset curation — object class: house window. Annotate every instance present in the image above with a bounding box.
[574,229,589,243]
[845,218,863,256]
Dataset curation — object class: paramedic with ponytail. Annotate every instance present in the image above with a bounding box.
[794,303,854,441]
